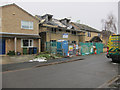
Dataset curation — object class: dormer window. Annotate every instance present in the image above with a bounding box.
[42,14,53,22]
[48,15,52,21]
[60,18,71,25]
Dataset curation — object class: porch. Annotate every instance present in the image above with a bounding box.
[0,34,41,55]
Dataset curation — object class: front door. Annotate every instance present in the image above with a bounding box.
[39,32,46,52]
[0,39,6,55]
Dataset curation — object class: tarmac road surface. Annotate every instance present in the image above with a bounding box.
[2,53,118,88]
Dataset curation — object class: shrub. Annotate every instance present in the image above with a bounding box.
[7,51,15,56]
[35,54,51,60]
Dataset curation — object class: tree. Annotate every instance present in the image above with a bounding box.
[101,13,117,33]
[101,13,117,45]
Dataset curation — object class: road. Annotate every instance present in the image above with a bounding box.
[2,53,118,88]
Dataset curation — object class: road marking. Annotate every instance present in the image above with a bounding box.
[112,63,117,65]
[98,75,120,88]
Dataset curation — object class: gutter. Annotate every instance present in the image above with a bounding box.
[0,32,39,36]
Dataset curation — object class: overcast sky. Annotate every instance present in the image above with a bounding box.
[1,0,119,33]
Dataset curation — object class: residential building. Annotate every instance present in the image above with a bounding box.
[0,4,40,55]
[71,22,102,43]
[35,14,85,52]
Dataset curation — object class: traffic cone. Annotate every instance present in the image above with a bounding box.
[95,49,97,54]
[76,51,78,56]
[67,51,69,57]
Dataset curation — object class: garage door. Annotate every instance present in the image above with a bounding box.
[0,39,6,55]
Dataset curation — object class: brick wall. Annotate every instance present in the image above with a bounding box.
[2,4,39,35]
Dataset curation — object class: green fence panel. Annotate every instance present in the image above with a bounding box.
[46,42,57,54]
[57,42,63,56]
[96,43,103,54]
[80,42,94,55]
[80,42,103,55]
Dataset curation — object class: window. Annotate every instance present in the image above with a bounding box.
[87,32,91,37]
[50,40,56,42]
[51,28,56,33]
[72,31,76,35]
[21,39,33,47]
[0,18,1,28]
[66,30,70,33]
[21,20,33,30]
[72,41,76,44]
[68,40,70,43]
[59,29,62,32]
[98,33,101,37]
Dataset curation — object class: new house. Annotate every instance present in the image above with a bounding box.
[35,14,85,52]
[71,22,102,43]
[0,4,40,55]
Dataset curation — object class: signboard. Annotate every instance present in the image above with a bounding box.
[63,33,68,38]
[76,45,78,49]
[69,45,73,51]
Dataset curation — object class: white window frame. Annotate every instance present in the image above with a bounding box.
[21,39,34,48]
[21,20,33,30]
[98,33,101,37]
[87,32,91,37]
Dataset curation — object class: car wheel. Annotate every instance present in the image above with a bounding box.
[112,58,117,63]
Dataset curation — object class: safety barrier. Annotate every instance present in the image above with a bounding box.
[46,42,103,56]
[46,41,68,56]
[79,42,94,55]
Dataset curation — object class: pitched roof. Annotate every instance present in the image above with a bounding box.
[36,15,67,28]
[90,36,102,42]
[71,22,101,33]
[1,3,38,21]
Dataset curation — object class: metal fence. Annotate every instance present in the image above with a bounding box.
[95,43,103,54]
[79,42,103,55]
[46,42,103,56]
[46,42,57,54]
[79,42,94,55]
[46,41,68,56]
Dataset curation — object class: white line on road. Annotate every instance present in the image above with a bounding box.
[98,75,120,88]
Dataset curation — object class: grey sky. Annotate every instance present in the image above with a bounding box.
[1,1,118,32]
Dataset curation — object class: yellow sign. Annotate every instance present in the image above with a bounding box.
[69,46,73,51]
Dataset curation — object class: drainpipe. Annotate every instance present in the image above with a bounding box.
[38,39,40,53]
[14,37,17,55]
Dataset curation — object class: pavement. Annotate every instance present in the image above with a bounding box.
[2,48,107,72]
[1,54,36,64]
[2,53,119,88]
[2,55,85,72]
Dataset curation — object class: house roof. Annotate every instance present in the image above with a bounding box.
[36,15,67,28]
[1,3,38,21]
[89,36,102,42]
[0,34,40,39]
[71,22,101,33]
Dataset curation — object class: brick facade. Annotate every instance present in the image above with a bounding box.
[0,4,40,55]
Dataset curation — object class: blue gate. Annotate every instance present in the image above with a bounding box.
[62,41,68,56]
[46,41,68,56]
[0,39,6,55]
[57,42,63,56]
